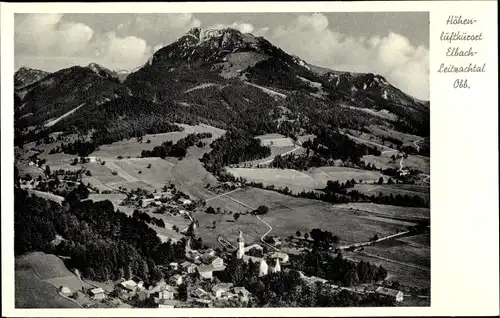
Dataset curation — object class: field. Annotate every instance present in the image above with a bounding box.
[16,252,96,308]
[362,154,430,175]
[353,184,430,205]
[91,123,225,159]
[335,203,430,221]
[199,187,417,247]
[15,256,79,308]
[226,166,393,194]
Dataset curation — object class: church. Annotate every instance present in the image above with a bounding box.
[236,230,284,277]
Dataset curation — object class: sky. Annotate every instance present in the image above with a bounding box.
[14,12,429,99]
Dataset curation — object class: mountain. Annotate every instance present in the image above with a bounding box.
[15,64,131,132]
[14,67,50,88]
[125,27,429,135]
[14,27,429,148]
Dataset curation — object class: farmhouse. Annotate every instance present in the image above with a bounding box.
[196,263,226,280]
[269,251,289,263]
[120,279,138,292]
[59,286,72,297]
[244,243,264,253]
[180,261,197,274]
[256,133,294,147]
[157,285,176,300]
[192,287,208,298]
[89,287,107,300]
[212,283,233,298]
[375,287,404,302]
[169,262,179,271]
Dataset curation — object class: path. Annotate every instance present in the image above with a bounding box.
[413,138,425,152]
[355,251,430,272]
[341,132,395,151]
[259,146,301,165]
[422,174,430,184]
[205,188,242,202]
[256,215,278,251]
[44,103,85,128]
[338,230,410,250]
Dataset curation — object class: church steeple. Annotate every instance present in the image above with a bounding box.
[236,230,245,259]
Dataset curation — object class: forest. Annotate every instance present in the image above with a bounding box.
[141,132,212,158]
[14,188,191,285]
[201,130,272,175]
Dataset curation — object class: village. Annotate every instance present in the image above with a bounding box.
[17,153,411,308]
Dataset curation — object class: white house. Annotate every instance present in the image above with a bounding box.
[197,264,215,280]
[89,287,107,300]
[270,258,281,274]
[169,262,179,271]
[59,286,72,297]
[269,251,289,263]
[179,198,193,205]
[212,285,226,298]
[158,285,176,300]
[120,280,138,291]
[258,259,268,277]
[375,287,404,302]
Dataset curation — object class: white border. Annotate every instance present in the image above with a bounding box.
[2,2,499,317]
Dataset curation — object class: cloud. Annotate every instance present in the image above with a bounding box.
[15,14,95,56]
[103,32,151,65]
[208,21,255,34]
[267,13,429,99]
[15,14,152,70]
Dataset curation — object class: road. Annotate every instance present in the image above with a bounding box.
[259,146,301,165]
[338,230,410,250]
[355,251,430,272]
[413,138,425,152]
[256,215,279,251]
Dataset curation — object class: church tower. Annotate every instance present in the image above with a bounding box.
[236,230,245,259]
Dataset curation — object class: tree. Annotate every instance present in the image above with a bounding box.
[377,177,384,185]
[304,233,309,241]
[85,170,92,176]
[212,221,217,229]
[233,213,240,222]
[387,178,394,184]
[296,231,301,237]
[177,283,188,301]
[44,165,51,177]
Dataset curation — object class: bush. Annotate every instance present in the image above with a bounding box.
[112,171,118,176]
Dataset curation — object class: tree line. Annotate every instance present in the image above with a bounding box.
[141,132,212,159]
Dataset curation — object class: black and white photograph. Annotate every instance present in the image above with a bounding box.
[12,10,432,309]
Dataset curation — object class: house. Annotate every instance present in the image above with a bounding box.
[191,287,208,298]
[131,276,145,290]
[141,198,155,208]
[269,251,289,263]
[244,243,264,253]
[169,262,179,271]
[259,259,269,277]
[59,286,72,297]
[375,287,404,302]
[212,285,226,298]
[169,274,183,286]
[197,264,214,280]
[157,285,176,300]
[89,287,107,300]
[179,198,193,205]
[212,283,233,298]
[200,254,224,270]
[233,287,251,302]
[120,279,138,292]
[180,261,197,274]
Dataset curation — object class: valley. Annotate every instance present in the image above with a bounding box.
[14,26,430,308]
